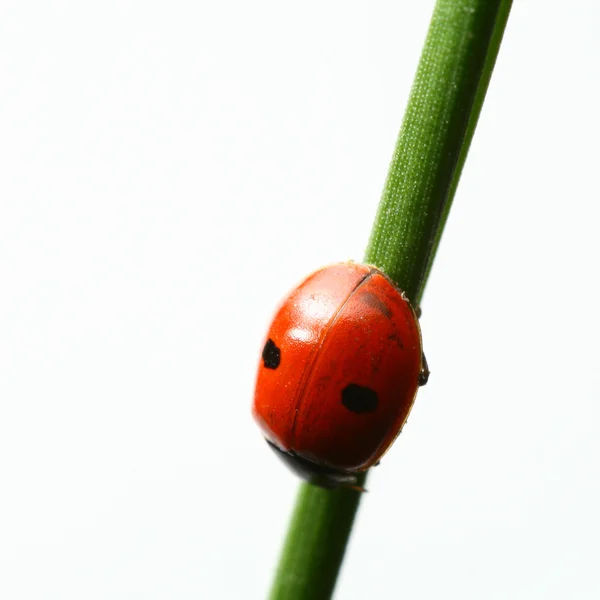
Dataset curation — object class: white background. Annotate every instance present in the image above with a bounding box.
[1,1,599,598]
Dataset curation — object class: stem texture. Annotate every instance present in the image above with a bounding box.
[269,2,512,598]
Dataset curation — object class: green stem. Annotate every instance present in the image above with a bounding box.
[269,2,512,599]
[421,0,513,293]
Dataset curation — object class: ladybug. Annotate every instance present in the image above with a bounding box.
[252,262,428,489]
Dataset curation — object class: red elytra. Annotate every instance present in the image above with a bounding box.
[252,262,428,489]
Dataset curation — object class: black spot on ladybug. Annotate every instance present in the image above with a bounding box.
[341,384,378,414]
[359,290,392,318]
[262,338,281,369]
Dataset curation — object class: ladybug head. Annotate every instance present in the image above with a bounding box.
[266,440,364,491]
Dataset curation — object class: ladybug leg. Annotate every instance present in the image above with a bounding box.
[343,482,368,493]
[418,352,430,387]
[413,304,429,385]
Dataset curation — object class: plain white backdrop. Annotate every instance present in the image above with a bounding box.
[1,1,599,598]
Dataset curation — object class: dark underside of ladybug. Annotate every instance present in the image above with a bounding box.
[266,440,361,490]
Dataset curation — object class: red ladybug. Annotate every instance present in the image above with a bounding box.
[252,262,428,489]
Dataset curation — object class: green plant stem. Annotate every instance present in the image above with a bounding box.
[269,2,512,599]
[422,0,513,293]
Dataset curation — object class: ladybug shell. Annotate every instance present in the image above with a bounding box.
[253,262,423,473]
